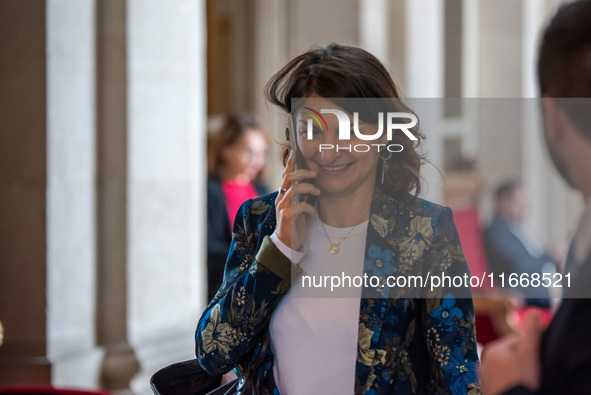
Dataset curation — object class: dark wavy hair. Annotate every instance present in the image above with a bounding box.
[265,43,423,196]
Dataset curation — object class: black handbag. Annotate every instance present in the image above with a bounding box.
[150,359,223,394]
[150,331,269,395]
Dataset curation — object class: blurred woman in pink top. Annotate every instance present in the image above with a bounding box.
[206,113,269,300]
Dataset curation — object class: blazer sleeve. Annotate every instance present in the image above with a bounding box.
[422,207,480,395]
[196,196,302,375]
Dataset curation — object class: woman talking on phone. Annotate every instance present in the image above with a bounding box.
[196,44,479,395]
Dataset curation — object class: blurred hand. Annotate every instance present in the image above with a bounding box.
[221,369,237,385]
[550,237,570,272]
[275,151,320,250]
[480,310,547,395]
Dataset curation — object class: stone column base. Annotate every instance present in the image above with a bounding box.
[100,343,140,392]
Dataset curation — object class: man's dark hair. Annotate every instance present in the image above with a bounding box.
[538,0,591,138]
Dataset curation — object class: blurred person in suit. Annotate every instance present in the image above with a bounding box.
[480,1,591,394]
[484,180,557,309]
[207,113,269,301]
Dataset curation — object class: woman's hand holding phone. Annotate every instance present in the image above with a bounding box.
[275,151,320,251]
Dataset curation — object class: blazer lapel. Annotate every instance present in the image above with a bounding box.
[355,189,403,392]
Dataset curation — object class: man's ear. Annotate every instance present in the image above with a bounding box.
[541,95,564,145]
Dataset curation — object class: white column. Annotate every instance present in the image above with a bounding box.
[462,0,480,99]
[387,0,406,89]
[405,0,444,98]
[95,0,139,391]
[359,0,389,66]
[477,0,524,219]
[47,0,104,387]
[404,0,445,203]
[522,99,549,241]
[460,0,480,159]
[521,0,548,241]
[288,0,359,57]
[126,0,206,392]
[253,0,289,188]
[522,0,545,98]
[479,0,523,98]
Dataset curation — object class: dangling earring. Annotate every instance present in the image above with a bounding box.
[380,149,392,184]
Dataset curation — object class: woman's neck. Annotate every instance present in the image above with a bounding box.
[219,169,251,185]
[317,184,375,228]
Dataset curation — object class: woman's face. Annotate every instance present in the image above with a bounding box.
[295,96,383,198]
[222,129,268,182]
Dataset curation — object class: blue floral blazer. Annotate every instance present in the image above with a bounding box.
[196,188,480,395]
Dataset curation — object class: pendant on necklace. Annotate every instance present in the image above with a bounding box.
[329,244,340,254]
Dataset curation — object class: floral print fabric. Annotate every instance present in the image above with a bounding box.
[196,188,480,394]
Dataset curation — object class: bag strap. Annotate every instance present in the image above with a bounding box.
[233,327,270,393]
[250,328,270,371]
[235,327,269,375]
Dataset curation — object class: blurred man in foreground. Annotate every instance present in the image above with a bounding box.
[480,1,591,394]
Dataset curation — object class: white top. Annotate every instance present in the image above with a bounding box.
[269,216,368,395]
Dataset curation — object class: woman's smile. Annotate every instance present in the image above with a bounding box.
[316,161,353,175]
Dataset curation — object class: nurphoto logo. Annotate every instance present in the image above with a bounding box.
[303,107,417,153]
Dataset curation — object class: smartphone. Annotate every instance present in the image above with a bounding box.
[285,114,317,206]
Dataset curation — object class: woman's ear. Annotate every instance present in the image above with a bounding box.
[378,133,390,148]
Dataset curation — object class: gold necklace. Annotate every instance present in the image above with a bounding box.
[320,221,358,255]
[319,209,370,255]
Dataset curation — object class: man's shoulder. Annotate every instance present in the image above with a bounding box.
[484,215,508,235]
